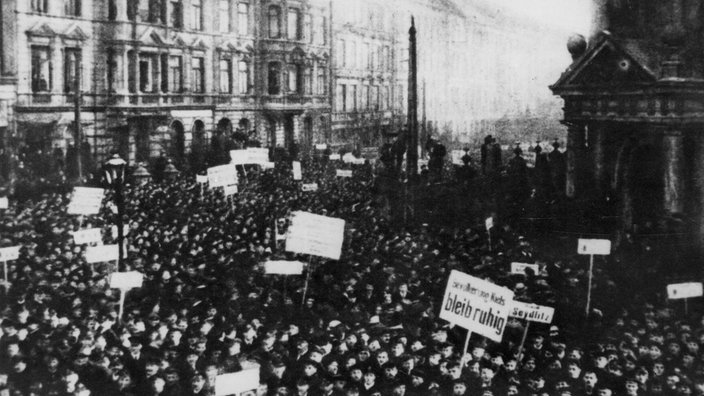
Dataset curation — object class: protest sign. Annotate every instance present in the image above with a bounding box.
[86,244,119,263]
[361,147,378,159]
[352,158,366,165]
[0,246,20,261]
[265,260,305,275]
[336,170,353,178]
[229,150,249,165]
[110,225,130,240]
[302,183,318,192]
[667,282,703,299]
[439,270,514,342]
[577,239,611,255]
[246,148,270,164]
[196,175,208,184]
[342,153,357,163]
[315,144,328,150]
[223,185,238,196]
[292,161,302,180]
[485,217,494,230]
[451,150,465,165]
[215,369,259,396]
[72,228,103,245]
[511,262,539,275]
[0,197,7,209]
[207,164,238,188]
[329,154,341,160]
[286,211,345,260]
[262,161,276,169]
[109,271,144,289]
[510,301,555,324]
[67,187,105,215]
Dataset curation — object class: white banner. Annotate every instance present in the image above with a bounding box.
[352,158,366,165]
[67,187,105,215]
[292,161,302,180]
[110,225,130,240]
[86,244,119,263]
[196,175,208,184]
[223,185,238,196]
[577,239,611,255]
[439,270,514,342]
[246,148,270,165]
[342,153,357,164]
[229,150,250,165]
[329,154,341,160]
[511,262,539,275]
[261,161,276,170]
[667,282,703,299]
[485,217,494,231]
[215,369,259,396]
[265,260,305,275]
[0,197,7,209]
[336,170,353,178]
[109,271,144,289]
[451,150,465,165]
[0,246,20,261]
[207,164,238,188]
[72,228,103,245]
[286,211,345,260]
[510,300,555,324]
[315,144,328,150]
[302,183,318,192]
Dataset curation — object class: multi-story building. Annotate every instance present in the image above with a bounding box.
[6,0,331,176]
[0,1,17,184]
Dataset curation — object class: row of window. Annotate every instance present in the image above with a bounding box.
[31,0,81,16]
[336,83,395,113]
[337,39,392,71]
[31,47,81,93]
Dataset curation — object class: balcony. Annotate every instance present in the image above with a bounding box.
[16,92,220,108]
[263,94,329,109]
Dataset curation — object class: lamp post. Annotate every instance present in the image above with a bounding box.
[163,159,179,181]
[103,154,127,272]
[132,162,151,185]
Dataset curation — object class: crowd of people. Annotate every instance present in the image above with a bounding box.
[0,150,696,396]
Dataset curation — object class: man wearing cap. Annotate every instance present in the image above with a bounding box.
[360,367,379,396]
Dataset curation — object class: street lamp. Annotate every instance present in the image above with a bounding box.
[103,153,126,272]
[163,159,179,181]
[132,162,151,185]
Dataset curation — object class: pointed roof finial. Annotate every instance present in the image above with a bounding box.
[410,16,416,34]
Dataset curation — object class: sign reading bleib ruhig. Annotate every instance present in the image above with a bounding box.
[440,270,514,342]
[207,164,238,188]
[667,282,703,300]
[285,211,345,260]
[67,187,105,215]
[509,300,555,324]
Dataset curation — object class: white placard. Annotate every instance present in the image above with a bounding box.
[215,369,260,396]
[67,187,105,215]
[451,150,465,165]
[0,197,8,209]
[196,175,208,184]
[302,183,318,192]
[510,300,555,324]
[286,211,345,260]
[352,158,366,165]
[577,239,611,255]
[336,170,353,178]
[223,184,238,196]
[439,270,514,342]
[110,225,130,240]
[292,161,302,180]
[86,244,119,263]
[667,282,703,300]
[511,262,540,275]
[315,144,328,150]
[0,246,20,261]
[261,161,276,169]
[485,217,494,230]
[207,164,238,188]
[265,260,305,275]
[230,150,250,165]
[329,154,341,160]
[72,228,103,245]
[246,148,270,165]
[342,153,357,164]
[109,271,144,290]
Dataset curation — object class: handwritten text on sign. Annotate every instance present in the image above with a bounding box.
[511,262,540,275]
[286,211,345,260]
[667,282,703,299]
[207,164,238,188]
[336,170,353,178]
[72,228,103,245]
[109,271,144,289]
[578,239,611,255]
[439,270,514,342]
[0,246,20,261]
[0,197,7,209]
[67,187,105,215]
[86,244,119,263]
[292,161,302,180]
[265,260,305,275]
[509,300,555,324]
[302,183,318,192]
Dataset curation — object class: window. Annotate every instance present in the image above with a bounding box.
[64,49,81,93]
[268,6,281,38]
[139,54,157,92]
[372,85,379,110]
[351,85,357,112]
[316,66,325,95]
[348,41,356,69]
[148,0,166,23]
[65,0,81,16]
[160,54,168,92]
[238,60,250,93]
[170,0,183,28]
[191,0,202,30]
[337,40,345,67]
[108,0,117,20]
[288,8,300,40]
[314,16,326,45]
[237,3,249,35]
[364,42,371,69]
[304,66,312,95]
[31,47,51,92]
[267,62,281,95]
[191,57,204,93]
[219,0,230,33]
[107,49,116,92]
[219,59,232,93]
[340,84,347,112]
[127,0,138,21]
[361,85,368,109]
[304,14,312,43]
[168,56,182,92]
[32,0,48,13]
[287,64,301,93]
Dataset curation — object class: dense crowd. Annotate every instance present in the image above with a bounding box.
[0,153,696,396]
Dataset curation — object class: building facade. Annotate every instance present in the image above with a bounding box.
[551,1,704,249]
[7,0,331,176]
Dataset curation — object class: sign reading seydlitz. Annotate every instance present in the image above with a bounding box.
[510,300,555,324]
[440,270,514,342]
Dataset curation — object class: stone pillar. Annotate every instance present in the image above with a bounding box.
[663,130,685,214]
[592,123,607,198]
[566,123,585,198]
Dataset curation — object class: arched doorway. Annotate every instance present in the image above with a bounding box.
[217,118,233,135]
[171,120,185,163]
[303,116,313,150]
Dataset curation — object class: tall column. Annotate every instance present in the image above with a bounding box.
[693,132,704,249]
[566,123,586,198]
[663,130,685,214]
[592,123,607,198]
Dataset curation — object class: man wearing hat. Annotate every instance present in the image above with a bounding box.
[360,367,379,396]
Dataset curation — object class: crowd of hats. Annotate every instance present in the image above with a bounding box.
[0,159,690,396]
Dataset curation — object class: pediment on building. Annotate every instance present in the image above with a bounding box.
[138,28,168,46]
[217,39,239,52]
[61,24,89,41]
[551,33,656,92]
[171,33,189,48]
[290,47,307,63]
[191,38,209,50]
[26,23,57,38]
